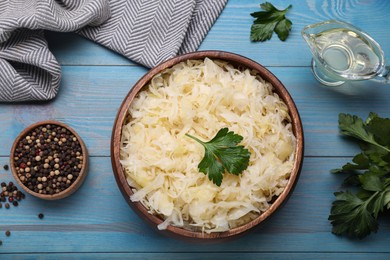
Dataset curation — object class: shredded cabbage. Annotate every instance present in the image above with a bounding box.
[120,58,296,233]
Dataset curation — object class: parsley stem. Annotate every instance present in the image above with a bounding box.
[371,143,390,153]
[185,133,206,145]
[360,136,390,153]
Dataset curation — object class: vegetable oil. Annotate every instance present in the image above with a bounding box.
[310,28,381,79]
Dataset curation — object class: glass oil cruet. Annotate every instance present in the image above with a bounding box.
[301,20,390,86]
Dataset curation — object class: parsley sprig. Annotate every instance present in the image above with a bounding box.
[185,128,251,186]
[250,2,293,42]
[329,113,390,239]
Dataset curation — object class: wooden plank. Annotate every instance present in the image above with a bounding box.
[1,156,390,253]
[1,253,390,260]
[1,67,389,158]
[46,0,390,66]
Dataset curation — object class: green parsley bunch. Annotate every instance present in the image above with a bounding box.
[329,113,390,239]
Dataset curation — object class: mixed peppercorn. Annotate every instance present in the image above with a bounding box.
[1,163,28,205]
[0,181,25,209]
[12,124,84,195]
[1,165,26,247]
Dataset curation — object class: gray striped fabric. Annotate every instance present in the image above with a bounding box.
[0,0,227,102]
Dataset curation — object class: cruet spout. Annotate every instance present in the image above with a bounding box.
[375,66,390,83]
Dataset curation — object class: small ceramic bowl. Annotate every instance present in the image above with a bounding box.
[111,51,304,242]
[10,120,88,200]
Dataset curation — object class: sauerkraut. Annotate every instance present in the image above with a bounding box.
[120,58,296,233]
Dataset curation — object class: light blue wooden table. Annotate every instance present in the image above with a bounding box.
[1,0,390,259]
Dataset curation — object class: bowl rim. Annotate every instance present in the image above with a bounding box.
[10,120,89,200]
[111,50,304,241]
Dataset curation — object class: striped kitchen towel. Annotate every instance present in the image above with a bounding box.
[0,0,227,102]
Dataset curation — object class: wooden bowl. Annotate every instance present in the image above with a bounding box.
[111,51,304,242]
[10,120,88,200]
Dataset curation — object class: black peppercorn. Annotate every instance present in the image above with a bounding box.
[5,230,10,237]
[38,213,44,219]
[3,164,8,170]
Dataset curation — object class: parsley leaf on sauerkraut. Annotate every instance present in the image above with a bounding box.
[186,128,251,186]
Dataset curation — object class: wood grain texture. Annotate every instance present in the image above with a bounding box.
[1,157,390,254]
[1,0,390,258]
[2,253,390,260]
